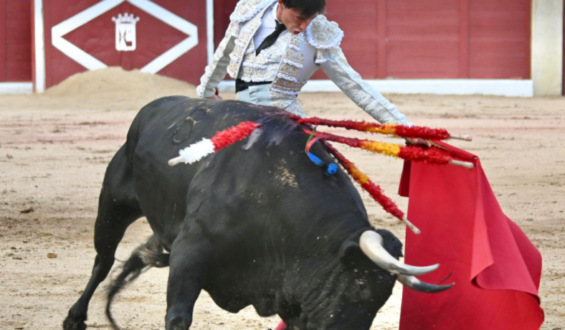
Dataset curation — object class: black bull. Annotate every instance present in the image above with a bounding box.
[63,97,451,330]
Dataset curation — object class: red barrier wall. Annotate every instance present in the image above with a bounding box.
[311,0,531,80]
[33,0,533,90]
[41,0,207,88]
[0,0,31,82]
[214,0,238,48]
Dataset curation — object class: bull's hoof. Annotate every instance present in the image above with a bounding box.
[63,315,87,330]
[166,315,191,330]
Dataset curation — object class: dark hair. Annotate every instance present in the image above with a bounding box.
[282,0,326,18]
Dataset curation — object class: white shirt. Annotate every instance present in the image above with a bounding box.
[252,4,286,49]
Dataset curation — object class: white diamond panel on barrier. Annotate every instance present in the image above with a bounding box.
[51,0,199,74]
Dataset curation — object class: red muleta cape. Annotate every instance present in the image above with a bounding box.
[398,141,544,330]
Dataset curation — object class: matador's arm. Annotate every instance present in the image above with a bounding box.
[307,16,412,126]
[196,22,238,98]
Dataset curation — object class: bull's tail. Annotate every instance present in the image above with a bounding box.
[105,236,170,330]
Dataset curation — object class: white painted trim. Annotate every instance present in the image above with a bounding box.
[33,0,46,93]
[51,0,198,74]
[218,79,534,97]
[52,0,121,70]
[531,0,563,96]
[130,0,199,73]
[206,0,214,64]
[0,83,33,94]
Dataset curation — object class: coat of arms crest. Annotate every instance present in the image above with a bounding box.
[112,13,140,51]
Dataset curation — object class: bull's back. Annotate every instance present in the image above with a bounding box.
[126,96,282,246]
[125,96,367,251]
[128,96,274,181]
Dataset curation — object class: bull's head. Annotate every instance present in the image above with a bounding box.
[282,229,453,330]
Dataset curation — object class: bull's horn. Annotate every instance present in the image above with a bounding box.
[397,274,454,293]
[359,231,440,276]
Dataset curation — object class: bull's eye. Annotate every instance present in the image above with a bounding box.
[356,279,367,290]
[356,279,371,300]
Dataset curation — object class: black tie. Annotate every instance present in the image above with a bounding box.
[256,21,287,56]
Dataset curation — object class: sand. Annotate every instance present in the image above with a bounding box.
[0,68,563,329]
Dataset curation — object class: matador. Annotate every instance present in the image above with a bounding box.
[197,0,412,127]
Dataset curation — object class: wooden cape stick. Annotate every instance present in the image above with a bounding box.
[294,116,473,143]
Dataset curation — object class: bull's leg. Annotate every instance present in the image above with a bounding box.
[63,202,142,330]
[165,236,210,330]
[64,149,143,330]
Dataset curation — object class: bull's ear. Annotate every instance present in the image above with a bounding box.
[339,236,363,265]
[375,229,403,258]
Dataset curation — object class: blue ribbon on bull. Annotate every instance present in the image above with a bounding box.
[305,128,338,176]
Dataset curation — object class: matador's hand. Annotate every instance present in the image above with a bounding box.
[405,138,431,147]
[206,88,222,100]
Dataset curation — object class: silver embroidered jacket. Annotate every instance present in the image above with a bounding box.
[197,0,411,125]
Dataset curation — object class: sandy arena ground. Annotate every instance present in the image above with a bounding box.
[0,69,563,330]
